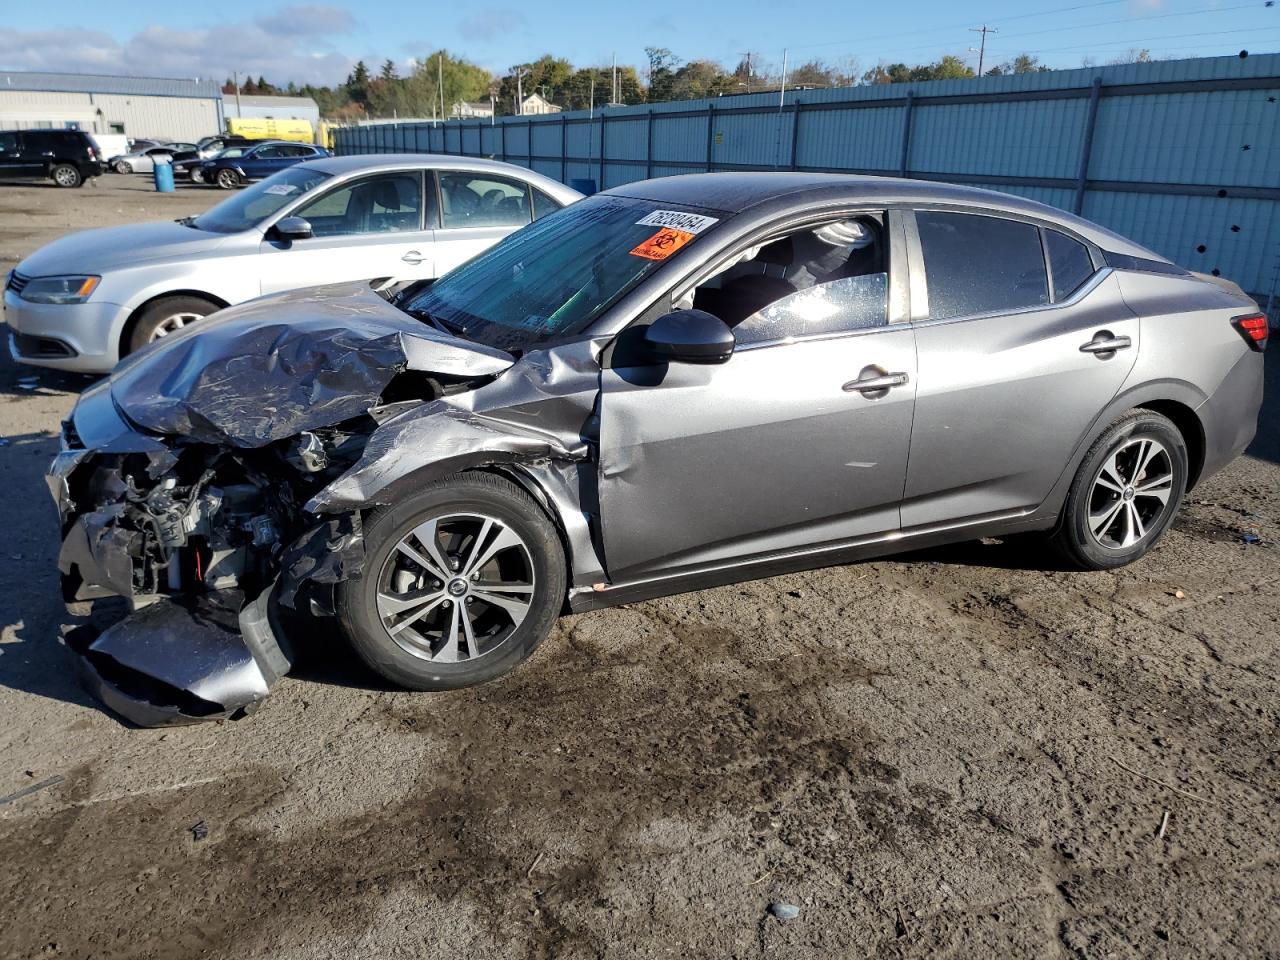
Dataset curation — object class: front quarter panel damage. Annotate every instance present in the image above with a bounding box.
[307,339,606,585]
[50,300,606,726]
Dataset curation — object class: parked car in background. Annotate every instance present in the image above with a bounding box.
[174,145,247,183]
[43,173,1265,725]
[170,136,257,183]
[125,138,163,152]
[6,154,581,371]
[112,143,198,174]
[201,141,329,189]
[0,129,102,187]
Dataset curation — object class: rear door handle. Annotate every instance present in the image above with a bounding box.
[401,250,424,265]
[1080,332,1132,355]
[842,370,910,395]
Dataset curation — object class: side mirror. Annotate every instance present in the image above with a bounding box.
[272,216,312,241]
[644,309,735,365]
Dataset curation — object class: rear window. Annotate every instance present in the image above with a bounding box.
[917,211,1049,320]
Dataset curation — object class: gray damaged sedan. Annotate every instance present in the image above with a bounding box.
[49,173,1265,726]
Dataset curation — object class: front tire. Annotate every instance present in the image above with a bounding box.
[51,164,82,187]
[125,295,219,353]
[215,168,241,189]
[1050,410,1187,570]
[337,473,567,691]
[189,166,205,184]
[114,161,132,175]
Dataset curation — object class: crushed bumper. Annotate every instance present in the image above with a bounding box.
[65,587,293,727]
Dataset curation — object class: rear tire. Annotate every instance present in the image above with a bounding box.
[125,295,219,353]
[114,161,132,175]
[1049,410,1187,570]
[51,164,82,188]
[337,473,567,691]
[189,166,205,184]
[216,168,241,189]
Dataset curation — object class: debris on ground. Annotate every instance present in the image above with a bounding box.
[189,821,208,842]
[0,775,64,807]
[768,902,800,921]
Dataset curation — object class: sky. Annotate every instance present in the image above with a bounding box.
[1,0,1277,88]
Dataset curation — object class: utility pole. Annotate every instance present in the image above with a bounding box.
[515,68,526,115]
[740,52,753,92]
[969,25,997,75]
[612,52,618,104]
[438,54,446,121]
[232,71,242,118]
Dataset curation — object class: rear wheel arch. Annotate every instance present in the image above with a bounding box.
[120,291,228,357]
[1135,399,1205,490]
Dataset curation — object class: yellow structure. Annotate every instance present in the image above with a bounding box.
[225,117,315,144]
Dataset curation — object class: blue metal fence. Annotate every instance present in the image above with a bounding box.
[336,53,1280,302]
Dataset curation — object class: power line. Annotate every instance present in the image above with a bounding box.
[983,25,1280,58]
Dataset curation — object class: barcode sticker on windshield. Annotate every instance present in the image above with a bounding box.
[264,184,298,196]
[635,210,718,234]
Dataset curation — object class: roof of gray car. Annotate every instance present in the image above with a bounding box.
[605,172,1163,260]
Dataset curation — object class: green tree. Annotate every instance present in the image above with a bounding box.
[646,47,679,102]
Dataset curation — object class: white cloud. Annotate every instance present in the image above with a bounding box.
[0,7,357,86]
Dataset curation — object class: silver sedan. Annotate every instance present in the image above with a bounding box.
[5,155,582,372]
[47,173,1265,725]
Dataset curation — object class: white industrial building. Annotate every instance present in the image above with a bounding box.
[0,71,224,142]
[221,94,320,124]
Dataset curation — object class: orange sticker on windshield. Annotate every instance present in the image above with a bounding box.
[630,227,695,260]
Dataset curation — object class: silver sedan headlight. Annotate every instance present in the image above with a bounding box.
[20,275,101,304]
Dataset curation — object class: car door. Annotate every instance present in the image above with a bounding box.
[241,145,283,179]
[597,212,917,582]
[433,170,535,274]
[901,209,1140,528]
[0,131,32,177]
[258,170,437,294]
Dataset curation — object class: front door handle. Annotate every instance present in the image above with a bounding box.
[401,250,425,265]
[842,369,910,396]
[1080,332,1132,356]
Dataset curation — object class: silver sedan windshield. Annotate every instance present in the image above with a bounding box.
[192,167,331,234]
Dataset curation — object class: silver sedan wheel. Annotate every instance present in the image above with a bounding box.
[149,311,203,341]
[376,512,535,663]
[189,166,204,184]
[1087,437,1175,550]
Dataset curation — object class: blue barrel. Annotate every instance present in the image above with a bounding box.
[153,161,175,192]
[569,178,597,196]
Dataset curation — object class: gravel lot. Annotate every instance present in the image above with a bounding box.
[1,177,1277,959]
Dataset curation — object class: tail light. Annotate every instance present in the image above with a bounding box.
[1232,313,1269,351]
[86,145,96,159]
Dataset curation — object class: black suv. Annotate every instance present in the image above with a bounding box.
[0,129,103,187]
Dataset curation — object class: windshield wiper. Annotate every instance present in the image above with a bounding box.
[410,308,469,339]
[176,216,199,229]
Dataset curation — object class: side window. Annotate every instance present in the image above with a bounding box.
[439,172,531,228]
[532,188,561,220]
[916,211,1048,320]
[1044,229,1095,301]
[689,215,890,347]
[255,146,283,159]
[283,145,312,158]
[293,174,422,237]
[0,132,18,153]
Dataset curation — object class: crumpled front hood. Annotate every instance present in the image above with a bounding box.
[17,220,231,276]
[108,282,515,447]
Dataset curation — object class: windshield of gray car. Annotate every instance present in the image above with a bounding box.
[401,195,725,352]
[191,166,331,233]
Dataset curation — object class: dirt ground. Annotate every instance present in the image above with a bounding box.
[0,177,1277,960]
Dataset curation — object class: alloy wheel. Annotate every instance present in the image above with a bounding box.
[1087,437,1175,550]
[217,169,238,188]
[376,512,535,663]
[149,311,203,341]
[54,167,79,186]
